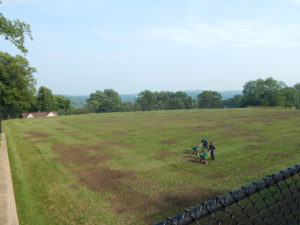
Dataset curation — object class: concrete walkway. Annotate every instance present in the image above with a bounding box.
[0,133,19,225]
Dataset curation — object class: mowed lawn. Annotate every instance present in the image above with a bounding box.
[3,109,300,225]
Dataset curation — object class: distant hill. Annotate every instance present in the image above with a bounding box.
[63,95,89,108]
[64,90,242,108]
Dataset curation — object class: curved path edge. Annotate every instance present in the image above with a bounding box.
[0,133,19,225]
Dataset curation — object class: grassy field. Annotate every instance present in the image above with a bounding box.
[3,108,300,225]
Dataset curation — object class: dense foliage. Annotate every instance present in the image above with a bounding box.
[87,89,121,113]
[0,52,36,118]
[0,12,32,54]
[239,77,300,108]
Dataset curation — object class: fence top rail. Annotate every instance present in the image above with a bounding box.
[154,163,300,225]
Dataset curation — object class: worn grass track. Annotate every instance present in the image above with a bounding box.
[3,108,300,225]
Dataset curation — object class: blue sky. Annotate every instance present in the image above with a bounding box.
[1,0,300,95]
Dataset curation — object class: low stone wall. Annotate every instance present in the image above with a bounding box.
[0,133,19,225]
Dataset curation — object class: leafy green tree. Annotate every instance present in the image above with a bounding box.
[0,52,36,118]
[278,87,298,107]
[37,86,53,112]
[53,95,73,115]
[294,83,300,109]
[241,77,286,107]
[224,95,243,108]
[197,91,223,108]
[174,91,194,109]
[137,90,156,111]
[154,91,171,110]
[87,89,121,113]
[167,98,185,109]
[294,83,300,92]
[0,13,32,53]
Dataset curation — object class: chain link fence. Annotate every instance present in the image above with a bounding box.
[155,163,300,225]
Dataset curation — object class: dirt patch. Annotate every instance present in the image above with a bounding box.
[55,127,65,131]
[77,167,135,192]
[25,131,53,139]
[75,166,137,214]
[249,164,268,173]
[112,130,126,135]
[137,187,229,223]
[160,139,176,145]
[244,135,268,142]
[53,143,110,165]
[127,129,136,132]
[154,150,172,159]
[269,152,293,158]
[67,131,83,136]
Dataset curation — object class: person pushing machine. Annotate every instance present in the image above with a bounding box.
[201,137,208,153]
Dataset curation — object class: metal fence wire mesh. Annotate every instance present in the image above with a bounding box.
[155,163,300,225]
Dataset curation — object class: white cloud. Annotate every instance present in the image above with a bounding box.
[137,21,300,48]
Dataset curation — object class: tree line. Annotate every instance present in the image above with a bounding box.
[82,77,300,114]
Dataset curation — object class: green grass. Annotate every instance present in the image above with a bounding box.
[3,108,300,225]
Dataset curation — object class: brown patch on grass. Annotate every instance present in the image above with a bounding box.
[55,127,65,131]
[77,167,135,192]
[249,164,268,173]
[70,184,80,190]
[127,129,136,132]
[53,143,111,165]
[137,187,228,223]
[185,125,210,132]
[25,131,53,139]
[112,130,126,135]
[154,150,172,159]
[160,139,176,145]
[68,131,83,136]
[269,152,293,158]
[244,135,267,142]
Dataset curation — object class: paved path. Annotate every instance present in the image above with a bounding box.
[0,133,19,225]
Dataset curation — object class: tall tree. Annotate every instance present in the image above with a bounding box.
[197,91,223,108]
[241,77,287,107]
[0,52,36,118]
[87,89,121,113]
[37,86,53,112]
[224,95,243,108]
[53,95,73,115]
[136,90,156,111]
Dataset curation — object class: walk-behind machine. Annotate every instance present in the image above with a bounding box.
[200,153,209,164]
